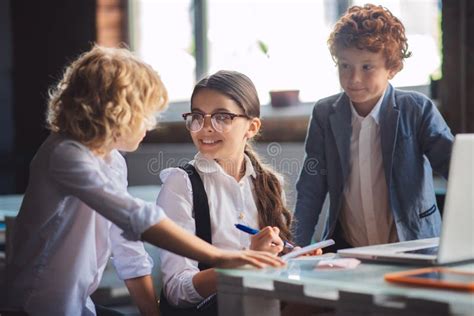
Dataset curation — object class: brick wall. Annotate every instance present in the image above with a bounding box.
[96,0,129,47]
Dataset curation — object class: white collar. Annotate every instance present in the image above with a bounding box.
[193,152,257,179]
[350,87,386,125]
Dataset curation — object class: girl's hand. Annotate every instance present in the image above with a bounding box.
[213,249,286,269]
[291,246,323,257]
[249,226,284,255]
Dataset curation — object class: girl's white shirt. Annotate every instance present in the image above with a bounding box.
[7,134,167,316]
[157,152,269,307]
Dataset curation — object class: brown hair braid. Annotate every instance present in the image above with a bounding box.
[244,143,292,241]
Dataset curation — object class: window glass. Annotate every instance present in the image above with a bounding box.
[131,0,195,102]
[131,0,441,104]
[207,0,337,104]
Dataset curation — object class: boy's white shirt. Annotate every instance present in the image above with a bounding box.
[158,152,276,307]
[339,88,398,247]
[7,134,167,316]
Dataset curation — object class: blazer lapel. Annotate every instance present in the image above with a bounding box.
[380,85,400,189]
[329,94,352,184]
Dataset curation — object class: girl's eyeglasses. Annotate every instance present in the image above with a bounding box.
[182,112,249,133]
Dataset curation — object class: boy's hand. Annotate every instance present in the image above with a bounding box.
[249,226,284,255]
[213,249,286,269]
[143,219,285,269]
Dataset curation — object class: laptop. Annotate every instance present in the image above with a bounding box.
[338,134,474,265]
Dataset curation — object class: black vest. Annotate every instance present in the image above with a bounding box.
[159,164,217,316]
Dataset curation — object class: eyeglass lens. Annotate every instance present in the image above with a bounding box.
[185,113,233,132]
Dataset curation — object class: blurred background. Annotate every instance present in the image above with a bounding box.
[0,0,472,313]
[1,0,472,196]
[133,0,440,103]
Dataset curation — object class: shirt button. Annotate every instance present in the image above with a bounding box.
[238,213,244,220]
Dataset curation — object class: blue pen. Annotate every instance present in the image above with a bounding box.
[234,224,295,249]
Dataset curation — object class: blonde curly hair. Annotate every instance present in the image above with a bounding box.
[328,4,411,72]
[47,45,168,152]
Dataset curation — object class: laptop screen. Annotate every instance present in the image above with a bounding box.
[437,134,474,264]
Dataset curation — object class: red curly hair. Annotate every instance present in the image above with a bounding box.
[328,3,411,72]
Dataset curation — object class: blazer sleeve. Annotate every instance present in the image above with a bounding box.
[417,99,454,179]
[294,104,329,246]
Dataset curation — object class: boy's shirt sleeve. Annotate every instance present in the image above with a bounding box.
[48,140,167,241]
[156,167,204,307]
[294,104,329,246]
[109,156,154,280]
[109,223,154,280]
[418,99,454,179]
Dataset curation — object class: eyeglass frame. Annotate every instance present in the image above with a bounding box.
[182,111,250,133]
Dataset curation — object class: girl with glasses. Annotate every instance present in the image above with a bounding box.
[157,70,310,315]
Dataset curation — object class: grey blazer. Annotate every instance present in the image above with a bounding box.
[294,84,454,246]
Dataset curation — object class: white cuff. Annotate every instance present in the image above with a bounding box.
[165,271,204,307]
[112,252,154,280]
[181,274,204,304]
